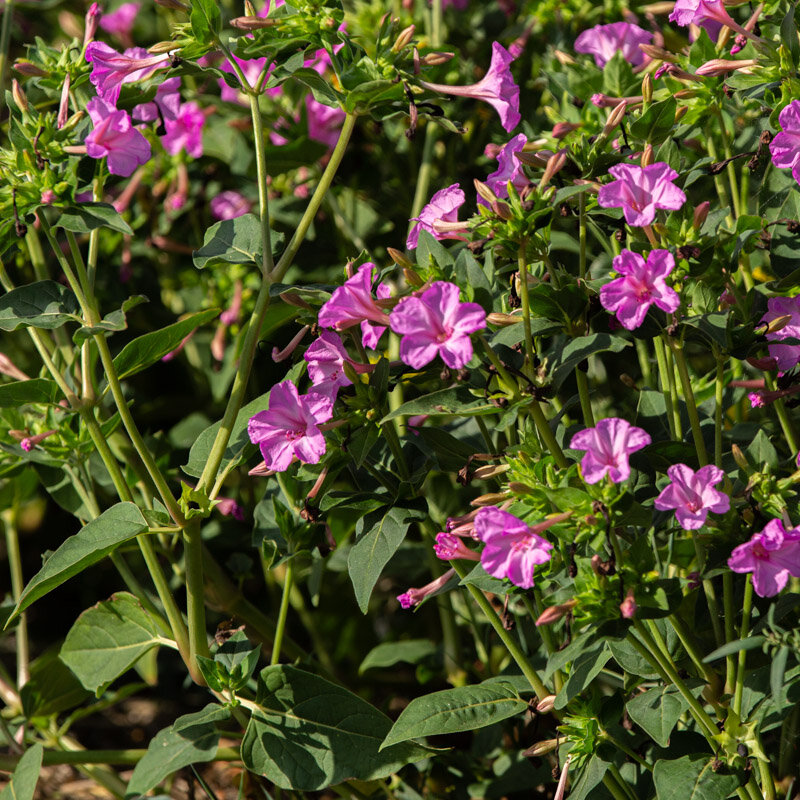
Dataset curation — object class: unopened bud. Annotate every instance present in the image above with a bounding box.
[695,58,759,77]
[552,121,580,139]
[392,24,415,52]
[40,189,56,205]
[639,43,679,63]
[535,599,577,626]
[278,291,312,310]
[640,143,654,167]
[602,101,627,137]
[11,79,27,113]
[492,199,513,220]
[470,492,509,507]
[487,312,522,326]
[148,40,182,53]
[765,314,792,335]
[641,72,653,105]
[535,695,557,714]
[731,443,749,472]
[540,150,567,190]
[674,105,688,123]
[474,179,497,205]
[387,246,413,270]
[507,481,533,494]
[403,267,425,287]
[620,373,638,390]
[243,0,257,14]
[13,61,47,77]
[693,200,710,230]
[419,51,455,66]
[472,464,510,481]
[620,589,637,619]
[552,49,576,67]
[230,15,276,29]
[83,2,101,46]
[523,738,560,757]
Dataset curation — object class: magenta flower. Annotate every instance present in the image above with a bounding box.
[654,464,730,529]
[247,381,333,472]
[85,97,151,177]
[317,263,391,350]
[473,507,556,589]
[306,95,346,149]
[728,519,800,597]
[419,41,521,132]
[433,532,480,561]
[482,133,528,204]
[598,163,686,227]
[574,22,652,69]
[600,249,680,330]
[85,42,170,104]
[211,190,251,220]
[670,0,748,35]
[570,418,651,484]
[133,76,181,123]
[389,282,486,370]
[407,184,466,249]
[761,296,800,371]
[304,331,355,395]
[397,568,455,609]
[161,101,205,158]
[99,2,139,41]
[770,101,800,187]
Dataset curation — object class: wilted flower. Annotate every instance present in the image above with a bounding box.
[654,463,730,529]
[397,568,456,609]
[407,184,466,249]
[433,532,480,561]
[598,163,686,226]
[570,418,651,484]
[85,97,151,177]
[389,282,486,370]
[574,22,652,68]
[600,249,680,330]
[419,41,521,132]
[247,381,333,472]
[728,519,800,597]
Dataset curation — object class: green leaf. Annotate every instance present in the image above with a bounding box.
[549,334,630,391]
[380,386,498,423]
[53,203,133,235]
[568,755,610,800]
[554,642,610,709]
[630,98,678,146]
[491,319,562,347]
[703,636,766,663]
[627,685,691,747]
[652,754,740,800]
[746,429,778,471]
[359,640,437,674]
[263,136,329,175]
[60,592,168,694]
[125,705,230,798]
[112,308,221,379]
[214,630,261,691]
[73,295,148,344]
[0,378,61,407]
[241,665,426,790]
[10,502,148,618]
[193,214,283,269]
[189,0,221,45]
[20,649,92,718]
[348,505,426,613]
[0,281,80,331]
[381,682,528,748]
[0,743,43,800]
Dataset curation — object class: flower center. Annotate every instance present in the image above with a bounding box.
[286,427,305,441]
[436,325,454,343]
[752,541,768,559]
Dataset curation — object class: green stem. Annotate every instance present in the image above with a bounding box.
[607,763,637,800]
[451,561,549,700]
[654,336,679,439]
[713,348,725,468]
[732,574,754,717]
[575,369,595,428]
[723,571,736,695]
[669,613,721,695]
[430,0,443,46]
[757,750,777,800]
[184,519,210,668]
[407,123,438,230]
[668,337,709,466]
[528,400,569,469]
[602,773,632,800]
[578,191,587,281]
[521,594,563,692]
[764,374,799,453]
[271,559,294,665]
[517,242,535,377]
[2,505,28,687]
[0,0,14,107]
[635,339,652,389]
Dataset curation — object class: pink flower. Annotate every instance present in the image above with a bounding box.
[317,263,391,350]
[215,496,245,521]
[304,331,354,395]
[670,0,744,33]
[574,22,652,69]
[599,249,680,330]
[598,163,686,227]
[770,101,800,187]
[728,519,800,597]
[306,95,346,149]
[85,42,170,104]
[761,296,800,371]
[620,589,637,618]
[247,380,333,472]
[389,282,486,370]
[407,184,466,249]
[433,532,480,561]
[99,2,140,40]
[473,507,556,589]
[85,97,151,177]
[211,190,251,220]
[569,418,651,484]
[398,568,455,609]
[654,463,730,529]
[161,101,205,157]
[133,76,181,123]
[482,133,528,203]
[419,41,521,132]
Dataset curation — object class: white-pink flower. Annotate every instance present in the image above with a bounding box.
[569,418,651,484]
[654,463,730,529]
[407,184,466,249]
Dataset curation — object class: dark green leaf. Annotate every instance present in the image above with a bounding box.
[652,754,740,800]
[771,647,790,706]
[241,665,426,790]
[193,214,284,269]
[73,295,148,344]
[189,0,221,45]
[54,203,133,235]
[550,334,630,390]
[0,378,61,407]
[0,281,80,331]
[60,592,167,694]
[382,682,528,747]
[0,743,43,800]
[703,636,766,663]
[20,648,92,718]
[11,502,148,618]
[491,319,562,347]
[112,309,221,380]
[554,642,610,709]
[359,640,437,674]
[380,386,497,423]
[569,755,610,800]
[627,686,691,747]
[630,98,678,146]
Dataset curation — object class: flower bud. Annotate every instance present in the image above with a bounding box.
[13,61,47,77]
[535,599,577,626]
[392,24,415,52]
[639,43,679,63]
[695,58,759,77]
[535,695,557,714]
[471,464,510,480]
[244,0,257,14]
[419,51,455,66]
[11,79,28,113]
[278,291,312,310]
[470,492,509,507]
[552,121,580,139]
[487,312,522,326]
[148,40,182,54]
[620,589,637,619]
[474,179,498,206]
[540,150,567,190]
[230,15,276,29]
[523,738,560,757]
[640,143,654,167]
[403,267,425,288]
[641,72,653,105]
[492,199,513,220]
[693,200,710,230]
[507,481,533,494]
[731,443,750,472]
[83,2,101,46]
[602,101,627,138]
[764,314,792,335]
[386,246,413,270]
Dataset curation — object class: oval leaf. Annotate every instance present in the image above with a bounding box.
[653,754,740,800]
[0,281,80,331]
[11,502,148,618]
[53,203,133,234]
[381,682,528,749]
[0,743,43,800]
[241,665,427,791]
[0,378,61,407]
